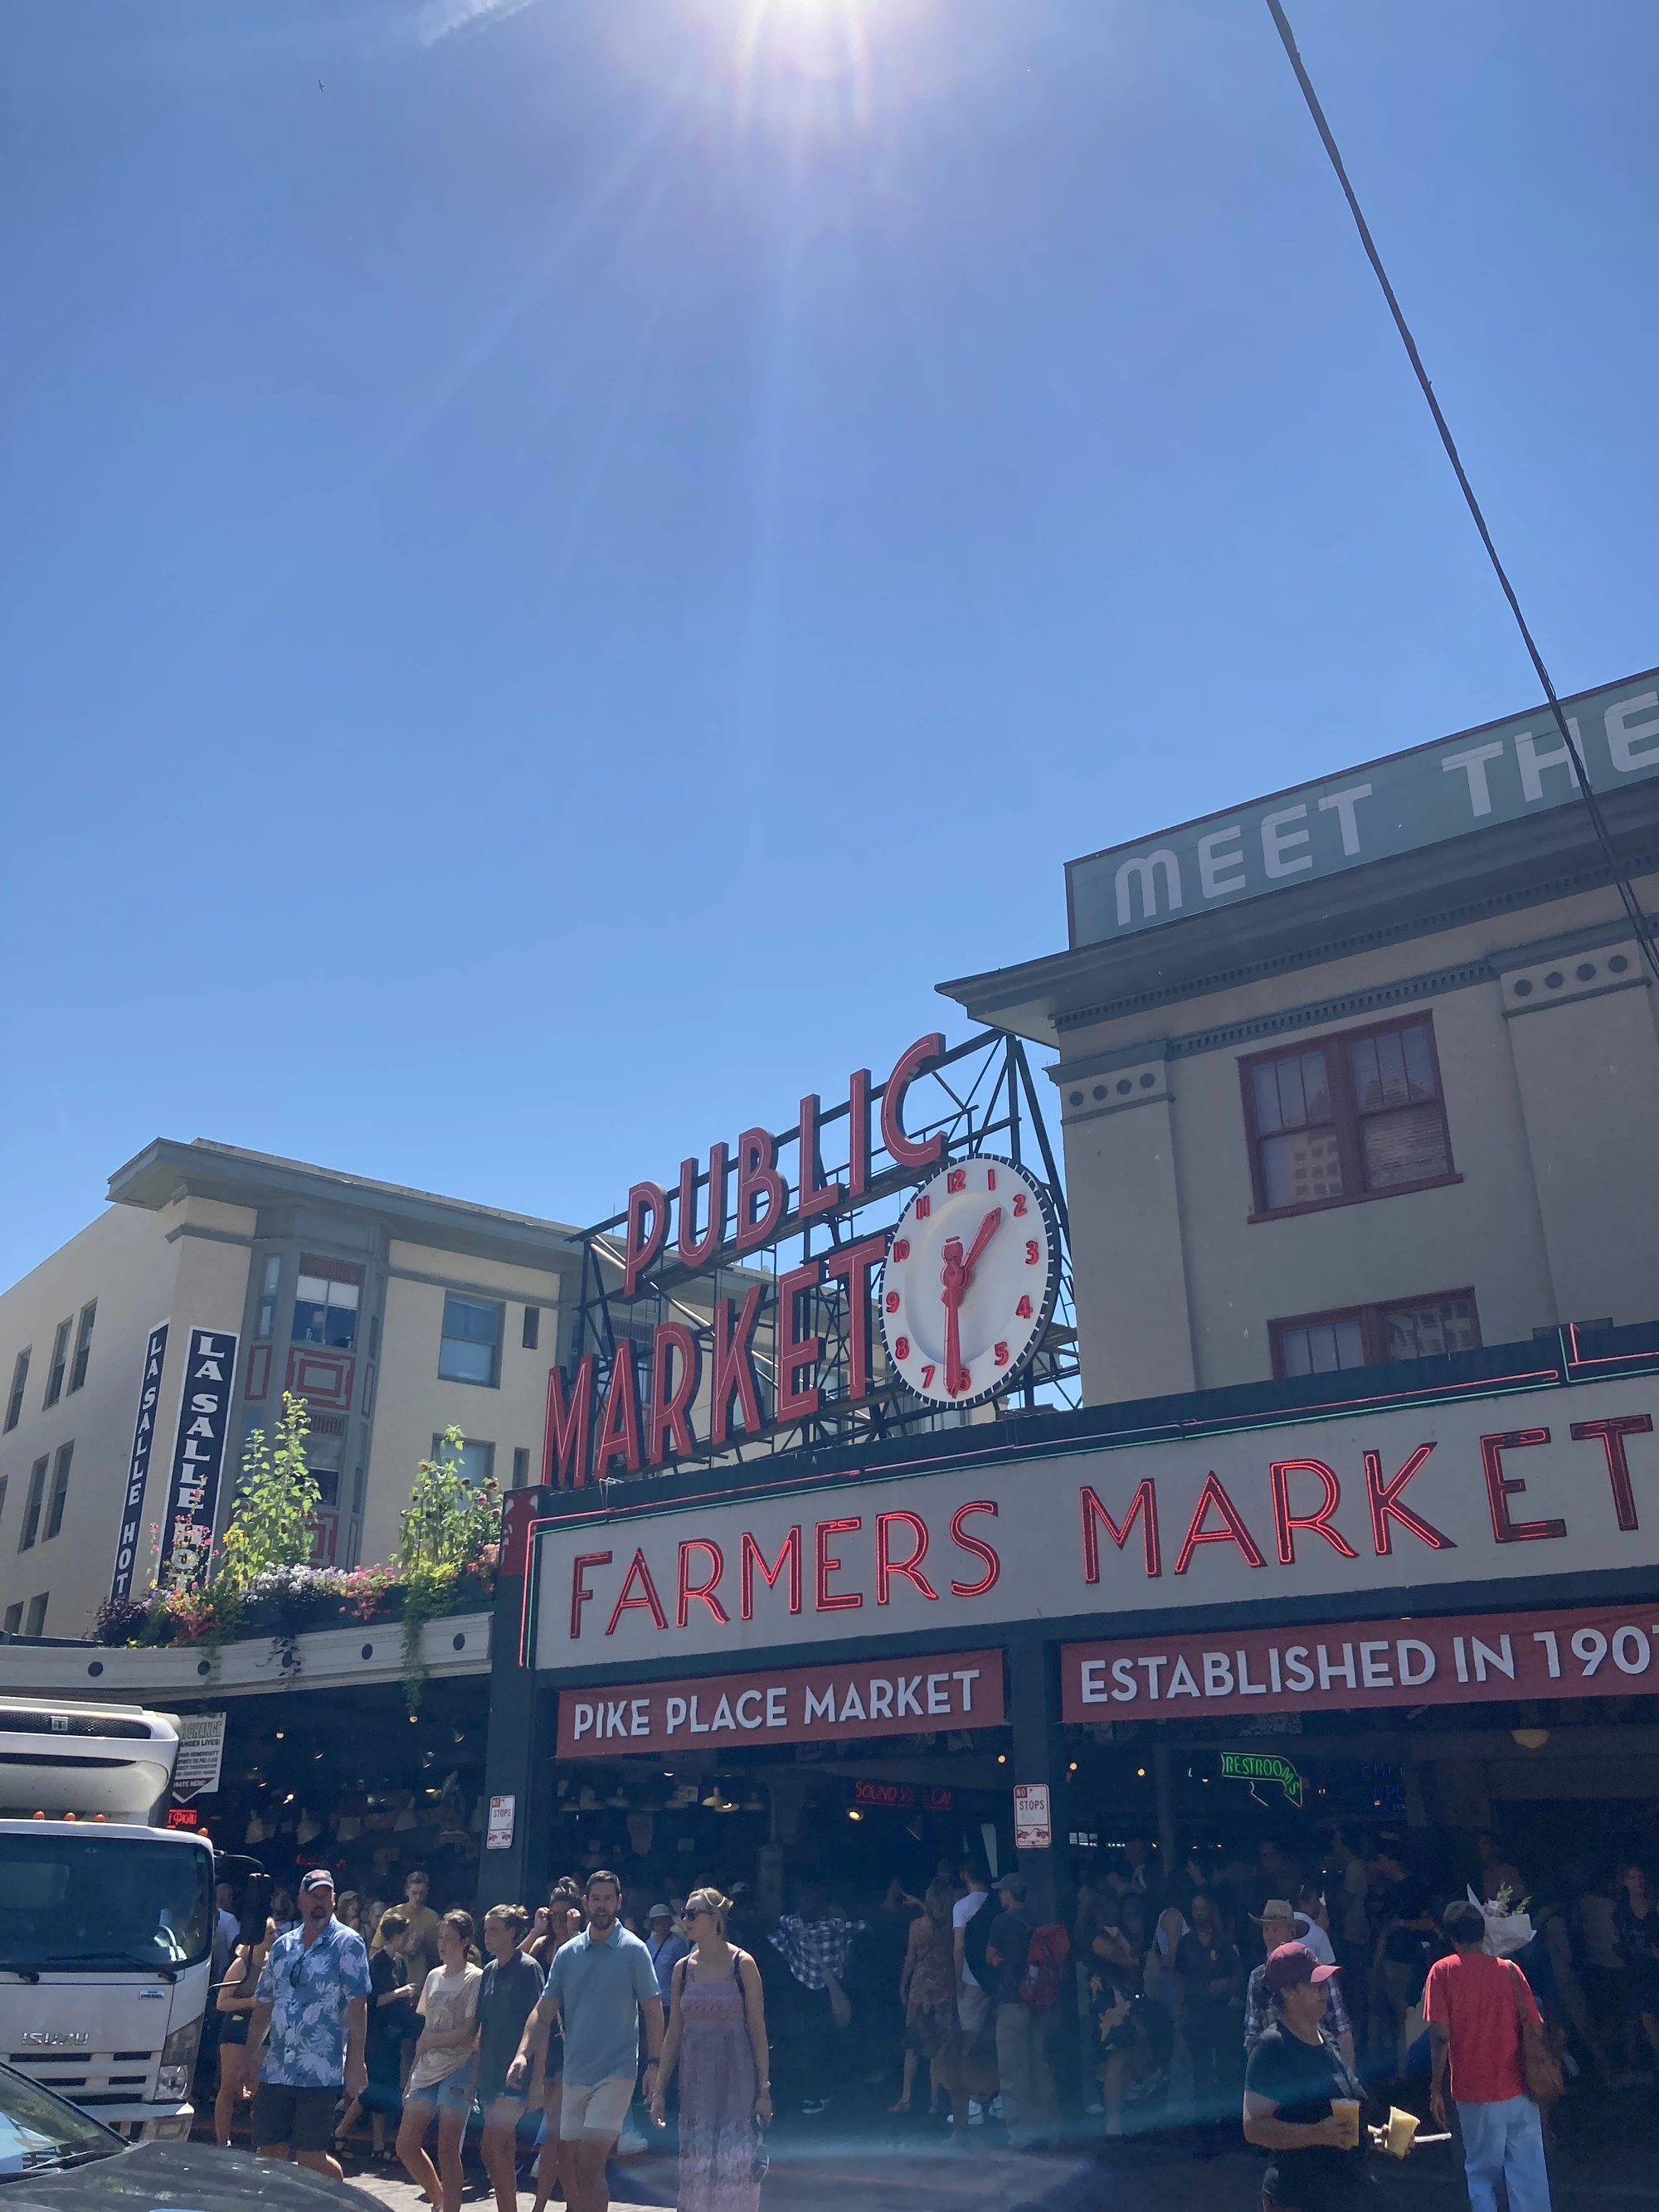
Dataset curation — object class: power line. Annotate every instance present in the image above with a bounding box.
[1262,0,1659,985]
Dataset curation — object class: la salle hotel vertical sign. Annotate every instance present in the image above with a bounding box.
[158,1328,239,1589]
[110,1322,169,1602]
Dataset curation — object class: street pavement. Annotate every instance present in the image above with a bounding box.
[335,2122,1659,2212]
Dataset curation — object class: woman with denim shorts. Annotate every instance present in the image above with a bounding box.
[397,1910,483,2212]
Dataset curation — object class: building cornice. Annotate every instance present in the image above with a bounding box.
[938,780,1659,1046]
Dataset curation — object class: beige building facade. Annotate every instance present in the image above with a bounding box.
[944,666,1659,1407]
[0,1142,589,1638]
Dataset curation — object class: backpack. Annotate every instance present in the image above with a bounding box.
[1019,1923,1070,2010]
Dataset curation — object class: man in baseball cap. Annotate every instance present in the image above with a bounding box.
[248,1867,372,2176]
[645,1902,687,2003]
[1244,1944,1377,2200]
[984,1872,1052,2147]
[1247,1909,1355,2068]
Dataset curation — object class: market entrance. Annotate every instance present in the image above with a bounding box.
[536,1720,1015,1930]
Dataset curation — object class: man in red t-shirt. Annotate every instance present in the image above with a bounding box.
[1423,1900,1552,2212]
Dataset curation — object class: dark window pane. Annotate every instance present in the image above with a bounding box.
[1401,1023,1437,1099]
[1253,1064,1283,1135]
[1349,1035,1381,1111]
[44,1445,71,1541]
[3,1351,27,1433]
[1300,1052,1331,1125]
[522,1306,541,1351]
[440,1297,501,1385]
[1277,1056,1308,1130]
[1383,1297,1477,1361]
[1261,1128,1345,1210]
[1362,1103,1448,1189]
[1281,1329,1312,1377]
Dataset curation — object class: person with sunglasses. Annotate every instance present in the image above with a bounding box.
[649,1889,771,2212]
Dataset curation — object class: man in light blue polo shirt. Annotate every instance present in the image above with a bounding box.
[509,1869,662,2212]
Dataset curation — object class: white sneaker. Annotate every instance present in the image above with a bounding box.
[967,2100,985,2126]
[988,2095,1005,2120]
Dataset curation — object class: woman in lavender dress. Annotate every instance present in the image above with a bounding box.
[649,1887,772,2212]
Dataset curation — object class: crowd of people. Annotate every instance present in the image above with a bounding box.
[198,1822,1659,2210]
[208,1861,769,2212]
[1068,1824,1659,2137]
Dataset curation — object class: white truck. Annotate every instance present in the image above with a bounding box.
[0,1698,216,2141]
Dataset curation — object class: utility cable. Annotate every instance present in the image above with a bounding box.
[1263,0,1659,984]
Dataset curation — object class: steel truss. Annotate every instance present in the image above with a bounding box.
[562,1029,1078,1483]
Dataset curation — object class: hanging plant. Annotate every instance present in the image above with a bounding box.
[395,1427,501,1714]
[220,1395,320,1589]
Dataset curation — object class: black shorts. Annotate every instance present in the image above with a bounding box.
[251,2081,342,2153]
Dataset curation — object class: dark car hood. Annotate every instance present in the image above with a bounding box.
[0,2140,381,2212]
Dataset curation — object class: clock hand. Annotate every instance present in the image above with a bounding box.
[938,1237,969,1396]
[961,1206,1004,1280]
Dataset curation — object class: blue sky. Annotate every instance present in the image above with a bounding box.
[3,0,1657,1283]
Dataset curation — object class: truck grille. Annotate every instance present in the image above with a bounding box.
[7,2054,156,2099]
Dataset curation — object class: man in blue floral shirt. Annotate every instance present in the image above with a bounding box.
[250,1868,372,2175]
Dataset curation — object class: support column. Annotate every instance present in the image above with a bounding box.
[476,1553,547,1916]
[1006,1636,1071,1927]
[1152,1743,1180,1881]
[1006,1635,1078,2119]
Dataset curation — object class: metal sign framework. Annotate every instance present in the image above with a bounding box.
[563,1030,1078,1481]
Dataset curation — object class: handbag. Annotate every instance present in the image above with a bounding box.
[1507,1962,1563,2105]
[749,2119,771,2184]
[824,1971,853,2031]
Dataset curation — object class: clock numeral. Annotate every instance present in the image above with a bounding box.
[920,1364,936,1388]
[884,1291,900,1314]
[1013,1191,1029,1217]
[985,1168,997,1189]
[1024,1240,1040,1265]
[1016,1296,1034,1320]
[915,1196,932,1219]
[891,1237,911,1262]
[893,1336,911,1360]
[946,1168,966,1194]
[994,1341,1010,1367]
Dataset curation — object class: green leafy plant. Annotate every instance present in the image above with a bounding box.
[219,1394,321,1592]
[396,1427,501,1713]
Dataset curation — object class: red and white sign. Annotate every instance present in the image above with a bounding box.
[1063,1595,1659,1723]
[533,1379,1659,1665]
[1014,1782,1052,1850]
[485,1795,516,1850]
[557,1648,1003,1758]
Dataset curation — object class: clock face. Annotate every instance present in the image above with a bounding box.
[878,1155,1060,1409]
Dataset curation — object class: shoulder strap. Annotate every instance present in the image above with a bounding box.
[672,1952,689,2000]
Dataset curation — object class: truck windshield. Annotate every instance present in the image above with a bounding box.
[0,1834,211,1972]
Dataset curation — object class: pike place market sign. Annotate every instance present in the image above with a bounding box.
[533,1376,1659,1668]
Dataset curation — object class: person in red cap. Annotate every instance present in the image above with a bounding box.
[1243,1942,1381,2209]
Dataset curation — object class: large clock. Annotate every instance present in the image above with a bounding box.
[878,1155,1061,1409]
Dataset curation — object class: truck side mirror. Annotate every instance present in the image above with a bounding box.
[237,1872,274,1951]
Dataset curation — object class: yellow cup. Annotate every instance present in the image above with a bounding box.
[1330,2098,1361,2148]
[1386,2107,1420,2159]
